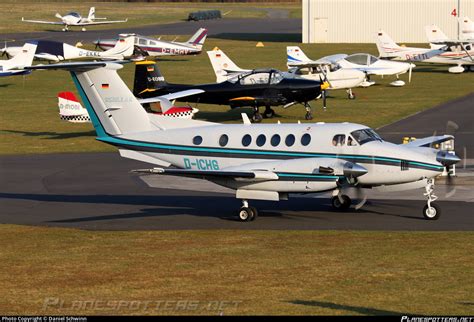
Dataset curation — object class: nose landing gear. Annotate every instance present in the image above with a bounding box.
[423,178,441,220]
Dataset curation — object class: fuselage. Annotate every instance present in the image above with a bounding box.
[102,122,444,190]
[94,37,201,56]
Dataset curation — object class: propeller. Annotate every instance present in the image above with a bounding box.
[55,13,63,20]
[408,63,415,83]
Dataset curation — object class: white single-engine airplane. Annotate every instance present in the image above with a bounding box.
[93,28,208,57]
[288,47,415,87]
[22,7,127,32]
[1,36,134,62]
[207,48,365,100]
[0,41,37,77]
[28,61,460,222]
[57,90,200,123]
[376,29,474,74]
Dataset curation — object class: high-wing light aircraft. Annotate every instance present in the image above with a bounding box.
[22,7,127,32]
[27,62,461,222]
[376,30,474,73]
[1,36,134,62]
[133,61,328,122]
[93,28,208,57]
[57,89,201,123]
[207,48,364,100]
[0,41,37,77]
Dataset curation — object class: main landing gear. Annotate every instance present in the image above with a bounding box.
[238,200,258,222]
[347,88,355,100]
[251,105,276,123]
[303,102,313,120]
[62,25,69,32]
[423,178,441,220]
[331,195,351,210]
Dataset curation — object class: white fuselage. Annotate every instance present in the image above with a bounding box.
[108,122,444,192]
[384,45,474,66]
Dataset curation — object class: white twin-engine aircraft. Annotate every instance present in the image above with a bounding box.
[22,7,127,32]
[1,36,134,62]
[287,46,415,88]
[0,41,37,77]
[28,62,460,222]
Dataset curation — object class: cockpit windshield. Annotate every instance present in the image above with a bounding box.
[350,128,383,145]
[67,12,81,18]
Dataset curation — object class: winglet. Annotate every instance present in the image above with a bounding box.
[241,113,251,125]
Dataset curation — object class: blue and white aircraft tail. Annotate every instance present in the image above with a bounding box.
[287,46,313,66]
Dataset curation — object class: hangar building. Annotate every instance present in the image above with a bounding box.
[303,0,474,43]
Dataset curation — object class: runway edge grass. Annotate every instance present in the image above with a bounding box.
[0,224,473,315]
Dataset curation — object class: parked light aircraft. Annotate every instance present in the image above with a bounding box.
[207,48,364,101]
[376,30,474,74]
[27,62,460,221]
[133,61,328,122]
[288,47,415,87]
[22,7,127,32]
[425,24,474,72]
[0,41,37,77]
[57,89,200,123]
[1,36,134,62]
[94,28,208,57]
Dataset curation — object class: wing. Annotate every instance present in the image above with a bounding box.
[132,167,279,180]
[402,135,453,148]
[21,18,64,25]
[137,89,204,105]
[75,19,128,26]
[289,54,348,67]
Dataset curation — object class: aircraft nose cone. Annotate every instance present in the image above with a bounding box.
[436,151,461,166]
[343,162,368,178]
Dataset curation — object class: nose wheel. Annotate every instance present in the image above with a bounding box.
[238,200,258,222]
[423,178,441,220]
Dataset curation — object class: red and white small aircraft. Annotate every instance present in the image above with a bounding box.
[58,90,200,123]
[93,28,208,57]
[22,7,127,32]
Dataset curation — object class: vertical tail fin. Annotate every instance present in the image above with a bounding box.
[57,91,91,123]
[425,25,448,49]
[133,61,167,98]
[286,46,312,66]
[88,7,96,20]
[2,41,37,70]
[186,28,208,49]
[71,63,153,136]
[102,35,135,59]
[206,48,246,82]
[460,17,474,40]
[375,30,401,58]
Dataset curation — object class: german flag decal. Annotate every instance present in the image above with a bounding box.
[147,66,154,72]
[101,84,109,89]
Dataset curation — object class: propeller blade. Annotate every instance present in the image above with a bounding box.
[354,187,367,210]
[55,13,62,19]
[408,65,412,83]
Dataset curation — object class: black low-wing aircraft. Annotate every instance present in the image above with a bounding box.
[133,61,328,122]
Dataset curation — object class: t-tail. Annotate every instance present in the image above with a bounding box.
[2,41,37,70]
[186,28,208,50]
[57,91,91,123]
[87,7,96,20]
[425,25,448,49]
[207,48,247,82]
[375,30,402,58]
[133,61,167,97]
[286,46,312,66]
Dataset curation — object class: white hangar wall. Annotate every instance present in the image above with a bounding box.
[303,0,474,43]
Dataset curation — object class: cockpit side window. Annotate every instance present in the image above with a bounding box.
[239,72,270,85]
[369,55,378,65]
[332,134,346,146]
[350,128,383,145]
[138,38,147,46]
[270,71,284,84]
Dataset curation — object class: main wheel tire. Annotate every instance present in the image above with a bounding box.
[249,206,258,221]
[331,195,351,210]
[423,203,441,220]
[263,108,275,118]
[252,113,263,123]
[305,112,313,120]
[348,93,356,100]
[238,207,254,222]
